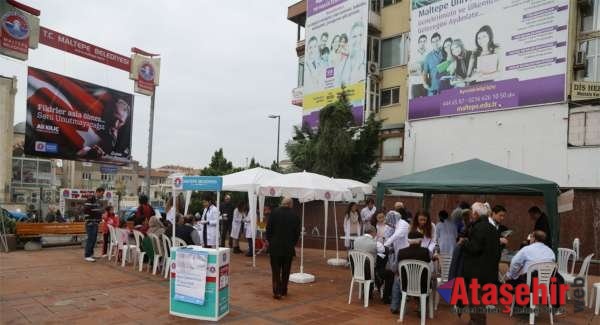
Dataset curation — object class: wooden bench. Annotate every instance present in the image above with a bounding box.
[16,222,87,238]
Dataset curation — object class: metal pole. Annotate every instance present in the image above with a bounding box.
[144,91,156,196]
[276,116,280,165]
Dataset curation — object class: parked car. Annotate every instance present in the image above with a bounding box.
[118,207,164,223]
[1,208,29,222]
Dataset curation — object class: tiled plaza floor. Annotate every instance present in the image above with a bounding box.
[1,244,598,324]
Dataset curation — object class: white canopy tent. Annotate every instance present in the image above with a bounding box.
[325,178,373,266]
[221,168,281,267]
[258,171,352,283]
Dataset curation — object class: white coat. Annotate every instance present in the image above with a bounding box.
[343,212,362,248]
[230,208,245,240]
[199,205,219,246]
[420,223,437,255]
[243,214,253,239]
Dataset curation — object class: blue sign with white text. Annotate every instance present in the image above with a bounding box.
[181,176,222,191]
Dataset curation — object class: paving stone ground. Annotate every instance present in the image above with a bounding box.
[1,244,598,324]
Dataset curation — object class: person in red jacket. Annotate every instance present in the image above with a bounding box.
[101,206,119,257]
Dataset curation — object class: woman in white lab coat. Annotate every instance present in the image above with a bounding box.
[199,194,219,248]
[230,201,247,254]
[343,203,362,249]
[243,209,254,257]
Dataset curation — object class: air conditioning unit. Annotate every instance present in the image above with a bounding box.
[575,51,586,66]
[368,61,380,77]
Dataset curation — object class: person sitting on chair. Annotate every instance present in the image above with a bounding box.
[390,231,431,314]
[352,224,387,296]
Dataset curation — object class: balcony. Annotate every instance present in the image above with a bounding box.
[296,39,305,56]
[287,0,307,26]
[368,8,381,32]
[292,86,303,106]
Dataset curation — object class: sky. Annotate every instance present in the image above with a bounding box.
[1,0,302,169]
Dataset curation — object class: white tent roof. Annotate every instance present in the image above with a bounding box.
[222,167,281,193]
[335,178,372,195]
[258,171,352,202]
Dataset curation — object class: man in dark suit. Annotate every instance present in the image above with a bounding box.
[528,206,552,247]
[461,202,500,325]
[266,197,301,299]
[390,231,431,314]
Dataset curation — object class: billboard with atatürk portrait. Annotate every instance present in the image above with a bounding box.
[408,0,569,120]
[302,0,369,128]
[25,67,134,165]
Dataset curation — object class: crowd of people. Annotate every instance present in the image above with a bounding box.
[346,199,559,324]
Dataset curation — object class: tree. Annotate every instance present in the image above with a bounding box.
[270,160,281,173]
[200,148,235,176]
[285,89,382,183]
[248,157,262,169]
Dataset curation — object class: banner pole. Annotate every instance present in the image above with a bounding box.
[144,90,156,196]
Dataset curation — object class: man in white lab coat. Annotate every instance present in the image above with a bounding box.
[199,194,219,248]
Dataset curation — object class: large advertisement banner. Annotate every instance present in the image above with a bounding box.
[25,67,134,165]
[303,0,369,128]
[408,0,569,120]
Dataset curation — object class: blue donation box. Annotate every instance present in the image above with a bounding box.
[169,246,230,321]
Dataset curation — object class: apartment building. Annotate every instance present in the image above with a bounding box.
[287,0,599,189]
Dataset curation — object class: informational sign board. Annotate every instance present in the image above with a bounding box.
[407,0,569,120]
[302,0,369,128]
[172,176,223,192]
[174,249,208,305]
[571,81,600,101]
[25,67,134,165]
[170,247,230,321]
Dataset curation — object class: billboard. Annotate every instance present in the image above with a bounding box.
[302,0,369,128]
[0,1,39,61]
[408,0,569,120]
[25,67,134,165]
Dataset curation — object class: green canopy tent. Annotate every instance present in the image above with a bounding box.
[375,159,561,250]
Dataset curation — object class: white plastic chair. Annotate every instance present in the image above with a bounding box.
[131,230,147,272]
[172,237,187,247]
[398,260,433,325]
[148,233,164,275]
[435,254,453,310]
[116,228,136,267]
[590,282,599,314]
[563,253,594,307]
[556,248,576,277]
[347,251,376,308]
[573,238,580,260]
[106,225,119,262]
[509,262,556,325]
[161,234,172,279]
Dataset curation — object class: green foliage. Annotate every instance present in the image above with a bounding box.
[285,89,382,182]
[0,212,16,234]
[270,161,282,173]
[200,148,235,176]
[248,157,262,168]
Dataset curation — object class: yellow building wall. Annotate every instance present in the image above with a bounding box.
[380,2,410,38]
[378,2,410,127]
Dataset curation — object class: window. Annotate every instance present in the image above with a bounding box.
[101,174,114,182]
[381,33,409,68]
[576,38,600,82]
[82,172,91,180]
[370,0,381,13]
[568,105,600,147]
[380,129,404,160]
[383,0,400,7]
[381,87,400,107]
[368,78,380,113]
[298,56,305,87]
[367,36,380,64]
[580,0,600,32]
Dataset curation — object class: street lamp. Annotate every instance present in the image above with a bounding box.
[268,115,281,166]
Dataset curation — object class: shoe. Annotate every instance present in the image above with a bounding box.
[84,257,96,262]
[273,294,282,300]
[245,252,253,257]
[233,247,243,254]
[390,309,399,314]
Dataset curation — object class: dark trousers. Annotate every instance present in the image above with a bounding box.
[383,270,395,302]
[270,255,293,296]
[85,222,98,258]
[220,221,232,247]
[507,272,564,309]
[246,236,253,255]
[102,232,110,255]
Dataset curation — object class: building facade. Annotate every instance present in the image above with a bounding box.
[287,0,600,189]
